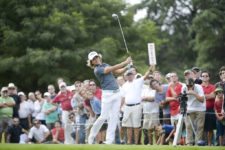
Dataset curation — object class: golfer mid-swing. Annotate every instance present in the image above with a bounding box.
[87,51,132,144]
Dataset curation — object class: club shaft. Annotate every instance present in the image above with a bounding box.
[116,16,129,54]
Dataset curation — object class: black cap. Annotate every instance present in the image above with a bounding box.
[186,78,195,86]
[191,67,200,73]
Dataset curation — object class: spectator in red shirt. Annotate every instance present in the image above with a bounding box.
[166,72,183,126]
[214,87,225,146]
[53,82,74,144]
[89,79,102,100]
[83,80,102,118]
[51,121,64,144]
[201,71,216,146]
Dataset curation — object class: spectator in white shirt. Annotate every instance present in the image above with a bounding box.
[18,92,32,130]
[181,78,205,145]
[28,119,50,144]
[33,91,46,125]
[121,66,154,144]
[27,92,36,120]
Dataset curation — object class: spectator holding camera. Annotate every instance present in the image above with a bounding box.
[181,78,205,145]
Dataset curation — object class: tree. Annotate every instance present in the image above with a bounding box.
[191,0,225,79]
[0,0,163,91]
[136,0,224,81]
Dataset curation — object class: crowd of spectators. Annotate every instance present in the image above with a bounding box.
[0,65,224,146]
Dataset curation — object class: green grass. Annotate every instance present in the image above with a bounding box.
[0,144,224,150]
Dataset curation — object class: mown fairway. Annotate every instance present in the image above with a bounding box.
[0,144,224,150]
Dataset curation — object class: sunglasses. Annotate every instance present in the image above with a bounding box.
[219,72,225,75]
[201,75,209,77]
[34,122,40,125]
[69,116,74,119]
[216,91,223,94]
[187,85,193,88]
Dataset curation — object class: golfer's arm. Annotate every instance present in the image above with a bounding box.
[113,67,127,75]
[143,70,151,80]
[104,61,127,74]
[143,65,155,80]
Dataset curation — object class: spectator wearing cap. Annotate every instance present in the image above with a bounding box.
[215,66,225,102]
[53,82,74,144]
[121,66,154,144]
[214,87,225,146]
[42,92,58,130]
[191,67,202,84]
[0,87,15,142]
[8,83,20,118]
[33,90,46,125]
[201,71,216,145]
[166,72,183,126]
[181,78,205,145]
[18,92,32,130]
[87,51,132,144]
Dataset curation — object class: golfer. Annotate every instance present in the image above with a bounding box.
[87,51,132,144]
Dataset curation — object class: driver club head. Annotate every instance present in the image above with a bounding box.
[112,13,118,19]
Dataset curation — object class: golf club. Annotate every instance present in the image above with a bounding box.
[112,13,129,54]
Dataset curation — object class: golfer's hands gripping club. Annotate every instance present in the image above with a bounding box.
[124,56,133,69]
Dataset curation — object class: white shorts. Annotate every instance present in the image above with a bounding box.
[171,113,180,126]
[122,104,142,128]
[142,113,159,129]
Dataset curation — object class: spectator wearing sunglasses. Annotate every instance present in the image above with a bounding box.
[201,71,216,145]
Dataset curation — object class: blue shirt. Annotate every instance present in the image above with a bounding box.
[94,63,119,90]
[162,124,174,134]
[155,84,170,114]
[90,97,101,115]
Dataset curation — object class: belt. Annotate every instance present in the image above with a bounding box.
[126,103,140,107]
[103,89,120,93]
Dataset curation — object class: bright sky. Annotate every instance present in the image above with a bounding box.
[125,0,147,21]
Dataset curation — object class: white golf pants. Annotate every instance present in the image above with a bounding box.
[88,90,121,144]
